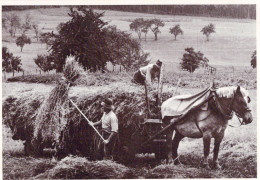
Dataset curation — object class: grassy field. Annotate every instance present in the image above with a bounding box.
[2,6,257,179]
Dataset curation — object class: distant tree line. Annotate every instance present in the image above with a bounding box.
[92,5,256,19]
[3,5,256,19]
[2,6,60,12]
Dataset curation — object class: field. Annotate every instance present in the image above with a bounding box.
[2,7,257,179]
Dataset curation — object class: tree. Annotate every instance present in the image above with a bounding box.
[6,13,21,37]
[16,34,31,52]
[34,54,55,72]
[129,18,144,40]
[169,24,183,40]
[104,25,150,70]
[32,23,40,41]
[141,20,151,41]
[20,14,32,34]
[201,23,216,41]
[49,7,109,72]
[2,17,7,31]
[49,7,149,73]
[2,47,23,77]
[251,50,256,68]
[180,47,207,73]
[40,32,54,49]
[149,18,165,40]
[2,47,12,75]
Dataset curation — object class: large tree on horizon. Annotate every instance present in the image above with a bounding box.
[48,7,149,72]
[49,7,110,72]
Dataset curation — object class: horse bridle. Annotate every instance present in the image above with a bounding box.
[212,88,250,127]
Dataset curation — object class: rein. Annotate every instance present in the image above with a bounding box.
[228,115,244,128]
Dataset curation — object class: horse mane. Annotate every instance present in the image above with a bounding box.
[216,86,249,99]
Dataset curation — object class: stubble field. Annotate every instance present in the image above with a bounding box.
[2,6,257,179]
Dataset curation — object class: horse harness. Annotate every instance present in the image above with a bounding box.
[191,88,244,134]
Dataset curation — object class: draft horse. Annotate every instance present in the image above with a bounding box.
[161,86,253,169]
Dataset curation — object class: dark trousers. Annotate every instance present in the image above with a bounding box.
[97,131,118,160]
[132,70,145,85]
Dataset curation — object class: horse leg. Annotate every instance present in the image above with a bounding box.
[212,135,224,169]
[165,127,174,163]
[163,116,174,164]
[172,131,184,165]
[202,132,212,169]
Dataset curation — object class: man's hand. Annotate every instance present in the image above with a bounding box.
[103,139,109,145]
[88,121,94,126]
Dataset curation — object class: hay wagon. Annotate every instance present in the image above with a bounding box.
[116,64,169,162]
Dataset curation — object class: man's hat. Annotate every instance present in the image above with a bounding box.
[101,98,114,110]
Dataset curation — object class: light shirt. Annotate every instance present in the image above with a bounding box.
[139,64,154,85]
[101,111,118,133]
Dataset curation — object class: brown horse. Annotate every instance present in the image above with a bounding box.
[161,86,253,169]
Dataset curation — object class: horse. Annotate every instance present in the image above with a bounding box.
[161,86,253,169]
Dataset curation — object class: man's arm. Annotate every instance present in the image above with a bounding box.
[145,66,152,86]
[93,120,101,126]
[105,132,116,144]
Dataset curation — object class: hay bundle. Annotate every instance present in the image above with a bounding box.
[35,155,134,179]
[3,93,45,141]
[33,56,83,149]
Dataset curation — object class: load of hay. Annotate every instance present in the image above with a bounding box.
[2,93,45,142]
[3,59,172,159]
[35,155,134,179]
[32,56,83,153]
[48,86,172,160]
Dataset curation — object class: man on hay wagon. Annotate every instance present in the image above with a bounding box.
[132,59,162,86]
[89,98,119,160]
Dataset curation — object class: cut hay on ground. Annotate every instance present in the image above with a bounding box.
[145,163,216,178]
[35,155,134,179]
[3,154,57,180]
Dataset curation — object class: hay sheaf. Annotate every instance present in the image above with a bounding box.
[32,56,83,150]
[35,155,134,179]
[33,80,70,148]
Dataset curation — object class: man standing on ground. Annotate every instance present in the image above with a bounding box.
[89,98,118,160]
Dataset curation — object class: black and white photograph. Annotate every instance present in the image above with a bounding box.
[2,2,257,179]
